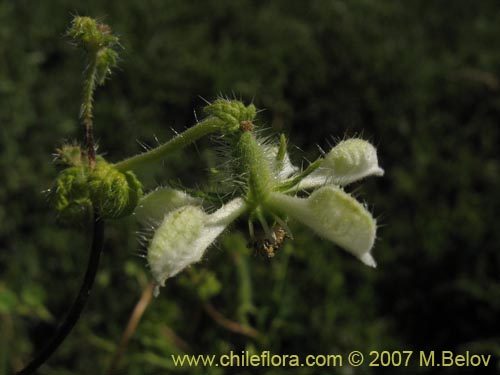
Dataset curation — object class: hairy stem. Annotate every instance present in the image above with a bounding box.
[114,117,225,172]
[81,54,98,168]
[16,216,105,375]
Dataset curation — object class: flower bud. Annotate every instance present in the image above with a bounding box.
[204,99,256,133]
[67,16,118,50]
[50,157,142,222]
[50,166,92,224]
[88,159,143,219]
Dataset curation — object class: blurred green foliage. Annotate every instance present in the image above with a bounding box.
[1,0,499,374]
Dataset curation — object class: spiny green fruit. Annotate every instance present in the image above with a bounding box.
[50,166,92,224]
[88,159,143,219]
[50,157,143,222]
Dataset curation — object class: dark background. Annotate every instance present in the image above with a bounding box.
[1,0,499,374]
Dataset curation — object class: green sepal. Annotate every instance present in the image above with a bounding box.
[235,131,273,207]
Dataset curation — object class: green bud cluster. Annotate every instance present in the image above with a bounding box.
[88,158,142,219]
[51,166,93,224]
[67,16,119,50]
[67,16,119,85]
[204,99,256,133]
[50,155,143,222]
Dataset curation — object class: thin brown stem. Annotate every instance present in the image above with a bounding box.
[107,282,154,374]
[203,302,260,340]
[159,325,191,353]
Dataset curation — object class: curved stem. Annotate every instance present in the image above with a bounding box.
[114,117,224,172]
[16,216,105,375]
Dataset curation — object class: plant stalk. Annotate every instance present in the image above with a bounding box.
[114,117,225,172]
[81,55,99,168]
[16,216,105,375]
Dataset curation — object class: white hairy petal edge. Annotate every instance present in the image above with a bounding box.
[297,139,384,189]
[267,186,377,267]
[277,152,299,181]
[265,145,299,181]
[134,187,201,224]
[147,198,247,288]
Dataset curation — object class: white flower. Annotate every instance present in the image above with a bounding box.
[135,187,201,224]
[147,198,247,289]
[266,186,377,267]
[139,136,383,292]
[296,138,384,189]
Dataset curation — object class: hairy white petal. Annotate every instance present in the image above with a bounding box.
[147,198,247,287]
[267,186,377,266]
[277,152,299,181]
[135,187,200,224]
[297,139,384,189]
[266,145,299,181]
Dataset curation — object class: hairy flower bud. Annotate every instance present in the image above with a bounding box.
[204,99,256,133]
[88,159,143,219]
[67,16,118,50]
[50,157,142,222]
[50,166,92,224]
